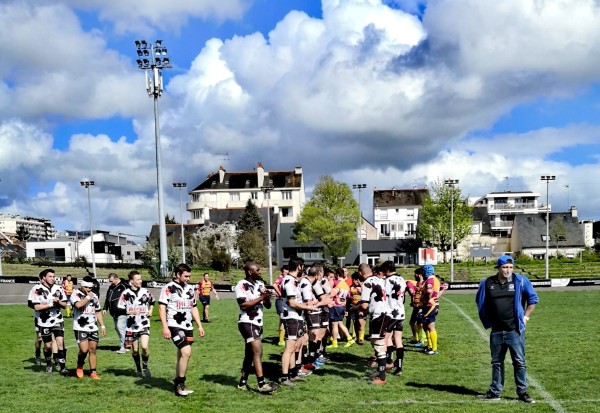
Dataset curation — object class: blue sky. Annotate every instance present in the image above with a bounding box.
[1,0,600,239]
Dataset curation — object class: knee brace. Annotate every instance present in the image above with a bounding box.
[373,343,386,359]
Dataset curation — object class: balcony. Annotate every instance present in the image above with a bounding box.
[491,202,536,211]
[490,220,514,228]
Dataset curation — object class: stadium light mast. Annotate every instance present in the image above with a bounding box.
[260,185,275,285]
[444,179,459,282]
[80,180,97,277]
[135,39,172,278]
[352,184,367,262]
[541,175,556,279]
[172,182,187,264]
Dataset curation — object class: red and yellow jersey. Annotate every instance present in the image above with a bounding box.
[406,279,424,307]
[423,276,441,306]
[62,280,74,295]
[349,285,362,305]
[198,280,214,297]
[333,279,349,306]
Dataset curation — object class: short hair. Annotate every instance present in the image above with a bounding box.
[414,267,424,276]
[281,265,289,272]
[351,272,361,281]
[82,275,96,285]
[108,273,119,280]
[287,256,304,272]
[324,267,335,276]
[308,263,323,277]
[128,270,140,281]
[174,263,192,275]
[335,268,345,278]
[380,260,395,273]
[39,268,55,279]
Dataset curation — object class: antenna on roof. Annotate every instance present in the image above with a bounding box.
[215,152,230,165]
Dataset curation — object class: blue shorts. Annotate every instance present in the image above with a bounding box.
[199,296,210,306]
[330,306,346,322]
[422,306,439,324]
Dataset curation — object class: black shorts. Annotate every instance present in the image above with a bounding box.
[199,296,210,306]
[283,318,305,340]
[304,313,321,330]
[330,306,346,322]
[349,311,367,321]
[319,309,330,327]
[74,330,99,343]
[369,314,389,340]
[40,323,65,343]
[386,318,404,333]
[169,327,194,349]
[409,307,421,324]
[238,322,263,343]
[124,328,150,347]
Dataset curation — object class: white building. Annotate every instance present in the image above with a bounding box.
[187,163,305,225]
[471,191,543,237]
[0,214,56,240]
[372,188,429,239]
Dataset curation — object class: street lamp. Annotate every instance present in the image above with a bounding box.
[80,180,97,277]
[135,39,173,278]
[352,184,366,262]
[444,179,459,282]
[172,182,187,263]
[261,185,274,285]
[541,175,556,279]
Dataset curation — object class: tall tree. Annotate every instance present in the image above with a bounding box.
[238,199,265,235]
[237,199,268,264]
[15,225,30,242]
[417,178,473,262]
[293,176,359,262]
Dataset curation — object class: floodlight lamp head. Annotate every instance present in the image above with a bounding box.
[136,59,143,68]
[135,40,141,48]
[156,40,163,47]
[137,49,143,57]
[140,40,147,48]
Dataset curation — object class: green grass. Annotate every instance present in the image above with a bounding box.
[1,291,599,412]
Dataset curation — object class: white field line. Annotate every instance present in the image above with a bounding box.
[360,399,600,406]
[444,296,567,413]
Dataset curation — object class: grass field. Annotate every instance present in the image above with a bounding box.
[1,290,598,413]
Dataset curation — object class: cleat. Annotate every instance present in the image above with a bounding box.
[344,339,355,348]
[369,377,387,385]
[291,375,307,382]
[424,350,439,356]
[34,357,41,366]
[237,383,250,391]
[413,342,426,348]
[174,383,192,397]
[136,371,144,378]
[357,340,364,345]
[279,378,295,387]
[407,339,420,344]
[392,368,402,376]
[278,341,285,347]
[385,363,394,371]
[60,368,69,376]
[143,368,151,379]
[116,348,127,354]
[298,367,312,376]
[76,367,84,379]
[89,372,101,380]
[45,365,53,374]
[257,382,278,394]
[326,343,338,349]
[477,391,500,401]
[518,393,536,404]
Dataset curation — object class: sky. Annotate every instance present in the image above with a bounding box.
[1,0,600,240]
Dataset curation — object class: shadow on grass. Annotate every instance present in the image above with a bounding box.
[264,351,367,380]
[97,344,121,352]
[104,367,174,392]
[405,381,480,396]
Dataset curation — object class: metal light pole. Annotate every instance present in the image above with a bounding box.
[444,179,459,282]
[541,175,556,279]
[135,40,172,277]
[172,182,187,263]
[80,180,97,277]
[261,185,274,285]
[353,184,366,262]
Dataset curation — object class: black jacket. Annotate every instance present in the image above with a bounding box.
[103,279,128,317]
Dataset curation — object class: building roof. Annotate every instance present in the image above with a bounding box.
[192,168,302,191]
[373,188,429,208]
[513,213,584,248]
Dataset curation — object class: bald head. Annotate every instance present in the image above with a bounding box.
[358,263,372,280]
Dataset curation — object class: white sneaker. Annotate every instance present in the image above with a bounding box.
[116,348,127,354]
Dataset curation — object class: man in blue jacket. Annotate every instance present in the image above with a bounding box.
[475,255,539,404]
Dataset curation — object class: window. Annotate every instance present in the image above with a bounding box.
[251,192,258,200]
[282,191,292,200]
[541,235,551,242]
[264,191,271,200]
[281,208,292,217]
[391,224,396,231]
[230,193,240,201]
[380,224,390,236]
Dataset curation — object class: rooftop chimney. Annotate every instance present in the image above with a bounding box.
[257,162,265,187]
[218,166,225,183]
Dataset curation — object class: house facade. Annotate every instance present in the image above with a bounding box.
[372,188,428,240]
[0,214,56,241]
[471,191,542,237]
[187,163,305,226]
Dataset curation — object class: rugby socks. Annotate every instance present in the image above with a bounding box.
[35,347,41,359]
[396,347,404,371]
[142,355,149,371]
[386,347,394,364]
[358,330,365,342]
[77,352,87,367]
[133,353,142,372]
[278,325,285,344]
[58,349,66,369]
[425,330,431,348]
[44,348,52,367]
[429,330,438,351]
[257,376,266,388]
[377,357,387,380]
